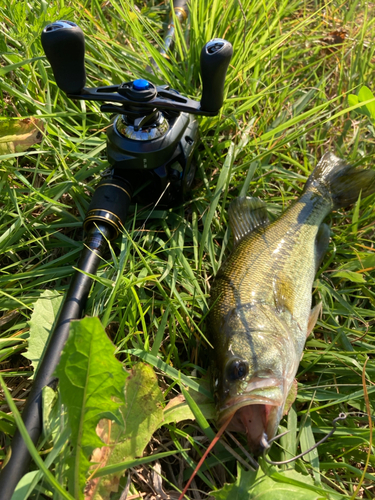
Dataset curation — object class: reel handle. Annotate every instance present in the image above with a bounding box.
[41,20,86,94]
[41,22,233,116]
[200,39,233,113]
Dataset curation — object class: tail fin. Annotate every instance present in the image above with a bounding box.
[304,152,375,208]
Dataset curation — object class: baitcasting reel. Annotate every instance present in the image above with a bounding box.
[41,20,233,236]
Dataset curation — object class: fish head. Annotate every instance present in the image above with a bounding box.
[211,302,300,455]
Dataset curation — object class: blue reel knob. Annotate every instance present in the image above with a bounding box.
[133,79,150,91]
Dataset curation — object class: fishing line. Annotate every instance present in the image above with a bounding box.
[122,181,172,262]
[134,181,171,241]
[226,430,259,469]
[261,412,347,466]
[218,438,256,472]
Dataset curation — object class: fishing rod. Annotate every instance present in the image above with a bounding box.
[0,2,232,498]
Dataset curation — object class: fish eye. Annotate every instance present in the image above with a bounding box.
[227,359,248,381]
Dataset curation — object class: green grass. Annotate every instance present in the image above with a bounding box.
[1,0,375,498]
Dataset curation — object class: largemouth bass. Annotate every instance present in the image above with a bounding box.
[207,152,375,454]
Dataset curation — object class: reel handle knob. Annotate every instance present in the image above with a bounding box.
[200,39,233,113]
[41,21,86,94]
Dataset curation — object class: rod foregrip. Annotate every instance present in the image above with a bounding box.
[84,178,132,239]
[172,0,188,16]
[200,39,233,113]
[41,20,86,94]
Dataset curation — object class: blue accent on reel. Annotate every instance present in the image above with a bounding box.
[133,79,150,91]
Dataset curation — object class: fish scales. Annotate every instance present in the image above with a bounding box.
[207,152,375,454]
[210,191,328,355]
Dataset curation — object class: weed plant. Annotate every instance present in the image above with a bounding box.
[0,0,375,498]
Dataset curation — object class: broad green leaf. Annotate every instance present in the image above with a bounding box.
[159,378,214,429]
[331,271,366,283]
[11,471,39,500]
[211,464,328,500]
[56,317,128,500]
[87,363,164,500]
[42,386,59,442]
[118,363,164,457]
[160,393,215,428]
[210,464,257,500]
[162,394,196,426]
[0,118,44,154]
[24,290,64,378]
[348,86,375,120]
[358,86,375,120]
[347,94,358,107]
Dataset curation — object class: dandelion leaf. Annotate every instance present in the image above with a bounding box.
[86,363,164,500]
[56,317,128,500]
[211,464,327,500]
[24,290,63,378]
[116,362,164,458]
[42,385,58,442]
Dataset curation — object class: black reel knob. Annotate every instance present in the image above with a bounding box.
[41,20,86,94]
[200,39,233,113]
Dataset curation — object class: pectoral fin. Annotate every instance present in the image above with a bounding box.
[228,196,269,246]
[283,379,298,416]
[273,273,295,315]
[307,302,322,337]
[315,223,330,271]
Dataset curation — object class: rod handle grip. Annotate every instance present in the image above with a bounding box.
[200,39,233,113]
[41,20,86,94]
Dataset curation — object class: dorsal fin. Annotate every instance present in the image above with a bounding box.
[228,196,269,246]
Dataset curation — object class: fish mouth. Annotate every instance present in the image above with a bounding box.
[217,379,284,455]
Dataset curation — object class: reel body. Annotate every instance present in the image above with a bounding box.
[107,105,199,207]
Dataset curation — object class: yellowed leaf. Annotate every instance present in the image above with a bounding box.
[0,118,45,154]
